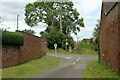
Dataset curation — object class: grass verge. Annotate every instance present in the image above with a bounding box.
[48,48,69,54]
[73,48,97,55]
[83,60,120,78]
[48,48,97,55]
[2,56,60,78]
[48,42,97,55]
[76,42,97,55]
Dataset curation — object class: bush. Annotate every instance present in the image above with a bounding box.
[47,28,66,49]
[2,31,23,46]
[74,42,97,55]
[41,28,74,49]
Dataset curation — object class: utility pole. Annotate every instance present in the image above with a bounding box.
[77,36,79,43]
[60,15,62,32]
[17,15,19,31]
[66,27,68,51]
[60,2,62,32]
[76,34,79,49]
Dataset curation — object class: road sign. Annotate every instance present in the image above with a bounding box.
[54,43,57,49]
[54,43,57,54]
[66,42,68,45]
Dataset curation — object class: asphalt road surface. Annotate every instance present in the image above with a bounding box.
[33,53,97,78]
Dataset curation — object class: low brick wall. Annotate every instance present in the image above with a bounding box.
[2,45,21,67]
[2,32,47,68]
[20,32,47,62]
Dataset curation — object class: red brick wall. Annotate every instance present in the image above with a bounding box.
[2,45,21,67]
[20,33,47,62]
[100,4,106,64]
[118,2,120,73]
[100,2,120,73]
[0,43,2,68]
[2,32,47,68]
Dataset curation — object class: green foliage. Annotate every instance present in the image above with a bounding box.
[93,20,100,44]
[75,42,97,55]
[91,19,100,53]
[22,29,36,35]
[93,20,100,42]
[77,42,95,51]
[2,56,60,78]
[0,16,3,23]
[24,1,84,49]
[78,42,90,49]
[2,31,23,46]
[91,20,101,62]
[47,42,97,55]
[0,27,10,32]
[41,28,74,49]
[83,60,120,78]
[47,28,65,49]
[24,1,84,35]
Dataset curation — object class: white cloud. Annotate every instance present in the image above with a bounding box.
[0,2,28,21]
[71,0,102,41]
[73,0,102,15]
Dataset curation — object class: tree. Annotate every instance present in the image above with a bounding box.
[93,19,100,62]
[93,19,100,44]
[24,1,84,50]
[24,1,84,35]
[41,27,74,49]
[22,29,36,35]
[0,16,3,24]
[0,16,9,32]
[0,28,10,32]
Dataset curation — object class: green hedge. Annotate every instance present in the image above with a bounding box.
[2,31,23,46]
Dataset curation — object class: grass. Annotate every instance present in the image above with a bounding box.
[48,48,69,54]
[48,42,97,55]
[0,69,2,78]
[76,42,97,55]
[77,48,97,55]
[2,56,60,78]
[83,60,120,79]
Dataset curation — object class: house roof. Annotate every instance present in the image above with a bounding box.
[102,2,118,15]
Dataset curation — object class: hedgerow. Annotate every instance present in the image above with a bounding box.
[2,31,23,46]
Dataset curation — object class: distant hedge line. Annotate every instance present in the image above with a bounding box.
[2,31,24,46]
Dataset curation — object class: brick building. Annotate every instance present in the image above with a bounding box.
[82,38,93,44]
[100,2,120,73]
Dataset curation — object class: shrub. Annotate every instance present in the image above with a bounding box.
[41,28,74,50]
[2,31,23,46]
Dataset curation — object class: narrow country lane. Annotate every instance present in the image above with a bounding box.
[33,53,97,78]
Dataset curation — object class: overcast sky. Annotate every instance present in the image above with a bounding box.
[0,0,102,41]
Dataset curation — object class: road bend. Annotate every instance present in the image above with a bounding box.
[33,53,97,78]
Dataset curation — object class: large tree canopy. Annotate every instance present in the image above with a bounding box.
[24,1,84,35]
